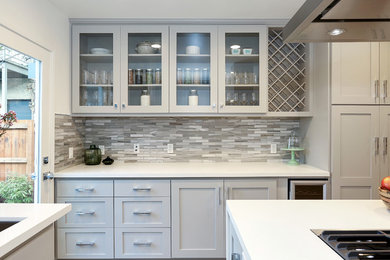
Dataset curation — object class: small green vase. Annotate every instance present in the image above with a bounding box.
[84,145,102,165]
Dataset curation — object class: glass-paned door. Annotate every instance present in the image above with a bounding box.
[218,26,267,113]
[72,25,120,113]
[0,44,40,203]
[170,26,218,113]
[121,26,168,113]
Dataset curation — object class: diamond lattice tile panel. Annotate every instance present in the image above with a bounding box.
[268,28,307,112]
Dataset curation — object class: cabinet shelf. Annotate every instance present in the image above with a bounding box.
[177,84,210,88]
[226,84,259,88]
[80,54,113,63]
[128,84,162,87]
[80,84,113,87]
[177,54,210,63]
[225,54,259,63]
[128,54,162,63]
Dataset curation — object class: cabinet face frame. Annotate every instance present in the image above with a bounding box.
[380,43,390,105]
[218,25,268,113]
[120,25,169,113]
[169,25,218,113]
[72,25,121,113]
[380,106,390,181]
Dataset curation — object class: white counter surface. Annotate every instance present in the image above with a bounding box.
[227,200,390,260]
[0,203,71,258]
[55,162,329,178]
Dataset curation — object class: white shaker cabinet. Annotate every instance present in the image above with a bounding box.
[331,106,380,199]
[169,25,219,113]
[224,178,277,200]
[380,107,390,180]
[171,180,224,258]
[218,25,268,113]
[72,25,121,113]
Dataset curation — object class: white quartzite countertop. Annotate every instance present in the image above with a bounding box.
[227,200,390,260]
[55,162,329,178]
[0,203,71,258]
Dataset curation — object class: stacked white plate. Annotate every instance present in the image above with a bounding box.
[90,48,111,54]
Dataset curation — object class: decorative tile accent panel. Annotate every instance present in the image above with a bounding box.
[55,114,84,171]
[55,115,300,169]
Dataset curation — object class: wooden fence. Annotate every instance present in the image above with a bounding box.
[0,120,35,181]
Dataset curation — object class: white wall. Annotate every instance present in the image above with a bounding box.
[299,43,331,171]
[0,0,71,114]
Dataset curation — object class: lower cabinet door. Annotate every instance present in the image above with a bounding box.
[224,179,278,200]
[115,228,170,258]
[171,179,224,258]
[57,228,113,259]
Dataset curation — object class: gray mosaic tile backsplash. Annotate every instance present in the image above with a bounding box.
[55,114,299,170]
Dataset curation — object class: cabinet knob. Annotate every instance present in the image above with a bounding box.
[220,104,224,109]
[122,104,126,108]
[212,104,216,109]
[114,103,118,109]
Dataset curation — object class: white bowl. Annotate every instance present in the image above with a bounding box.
[90,48,111,54]
[186,46,200,55]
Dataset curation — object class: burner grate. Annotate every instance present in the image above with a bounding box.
[316,230,390,260]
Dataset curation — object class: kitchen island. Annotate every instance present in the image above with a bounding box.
[226,200,390,260]
[0,203,71,259]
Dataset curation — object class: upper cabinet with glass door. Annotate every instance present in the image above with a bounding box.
[170,26,218,113]
[120,26,169,113]
[72,25,121,113]
[218,26,268,113]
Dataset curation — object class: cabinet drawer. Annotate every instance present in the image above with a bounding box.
[57,198,113,228]
[115,228,170,258]
[115,197,170,227]
[114,180,170,197]
[56,179,113,197]
[57,228,113,259]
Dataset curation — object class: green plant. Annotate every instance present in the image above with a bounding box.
[0,175,33,203]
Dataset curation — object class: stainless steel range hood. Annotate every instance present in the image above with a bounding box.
[283,0,390,43]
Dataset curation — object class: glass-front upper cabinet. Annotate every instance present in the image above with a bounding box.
[218,26,267,113]
[120,26,169,113]
[72,25,121,113]
[170,26,218,113]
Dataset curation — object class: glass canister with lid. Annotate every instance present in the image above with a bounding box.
[141,89,150,106]
[188,89,198,106]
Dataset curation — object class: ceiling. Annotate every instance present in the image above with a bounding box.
[48,0,305,20]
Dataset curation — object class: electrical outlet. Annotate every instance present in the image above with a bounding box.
[99,145,105,155]
[270,143,277,154]
[167,144,174,154]
[68,147,73,159]
[134,144,140,154]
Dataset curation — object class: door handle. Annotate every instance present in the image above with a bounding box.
[218,187,222,205]
[75,211,95,216]
[384,137,388,156]
[133,211,152,215]
[75,187,95,192]
[375,80,380,99]
[133,241,152,246]
[383,80,388,102]
[43,172,54,180]
[76,241,95,246]
[375,137,380,155]
[133,187,151,191]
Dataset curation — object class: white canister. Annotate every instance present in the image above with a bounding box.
[186,45,200,55]
[188,89,198,106]
[140,90,150,106]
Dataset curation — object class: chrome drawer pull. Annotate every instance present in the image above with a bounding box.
[75,187,95,192]
[133,210,152,215]
[384,137,388,156]
[76,241,95,246]
[133,187,151,191]
[75,211,96,216]
[133,241,152,246]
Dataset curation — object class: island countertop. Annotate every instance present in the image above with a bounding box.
[0,203,71,258]
[226,200,390,260]
[55,162,329,178]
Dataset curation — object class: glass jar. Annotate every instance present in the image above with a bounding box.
[155,68,161,84]
[141,89,150,106]
[177,68,183,84]
[202,68,209,84]
[240,92,248,105]
[188,89,198,106]
[142,69,147,84]
[128,69,134,84]
[233,92,239,105]
[184,68,192,84]
[250,92,258,106]
[243,72,249,85]
[146,69,153,84]
[135,69,142,84]
[193,68,201,84]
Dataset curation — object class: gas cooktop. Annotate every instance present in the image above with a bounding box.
[312,230,390,260]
